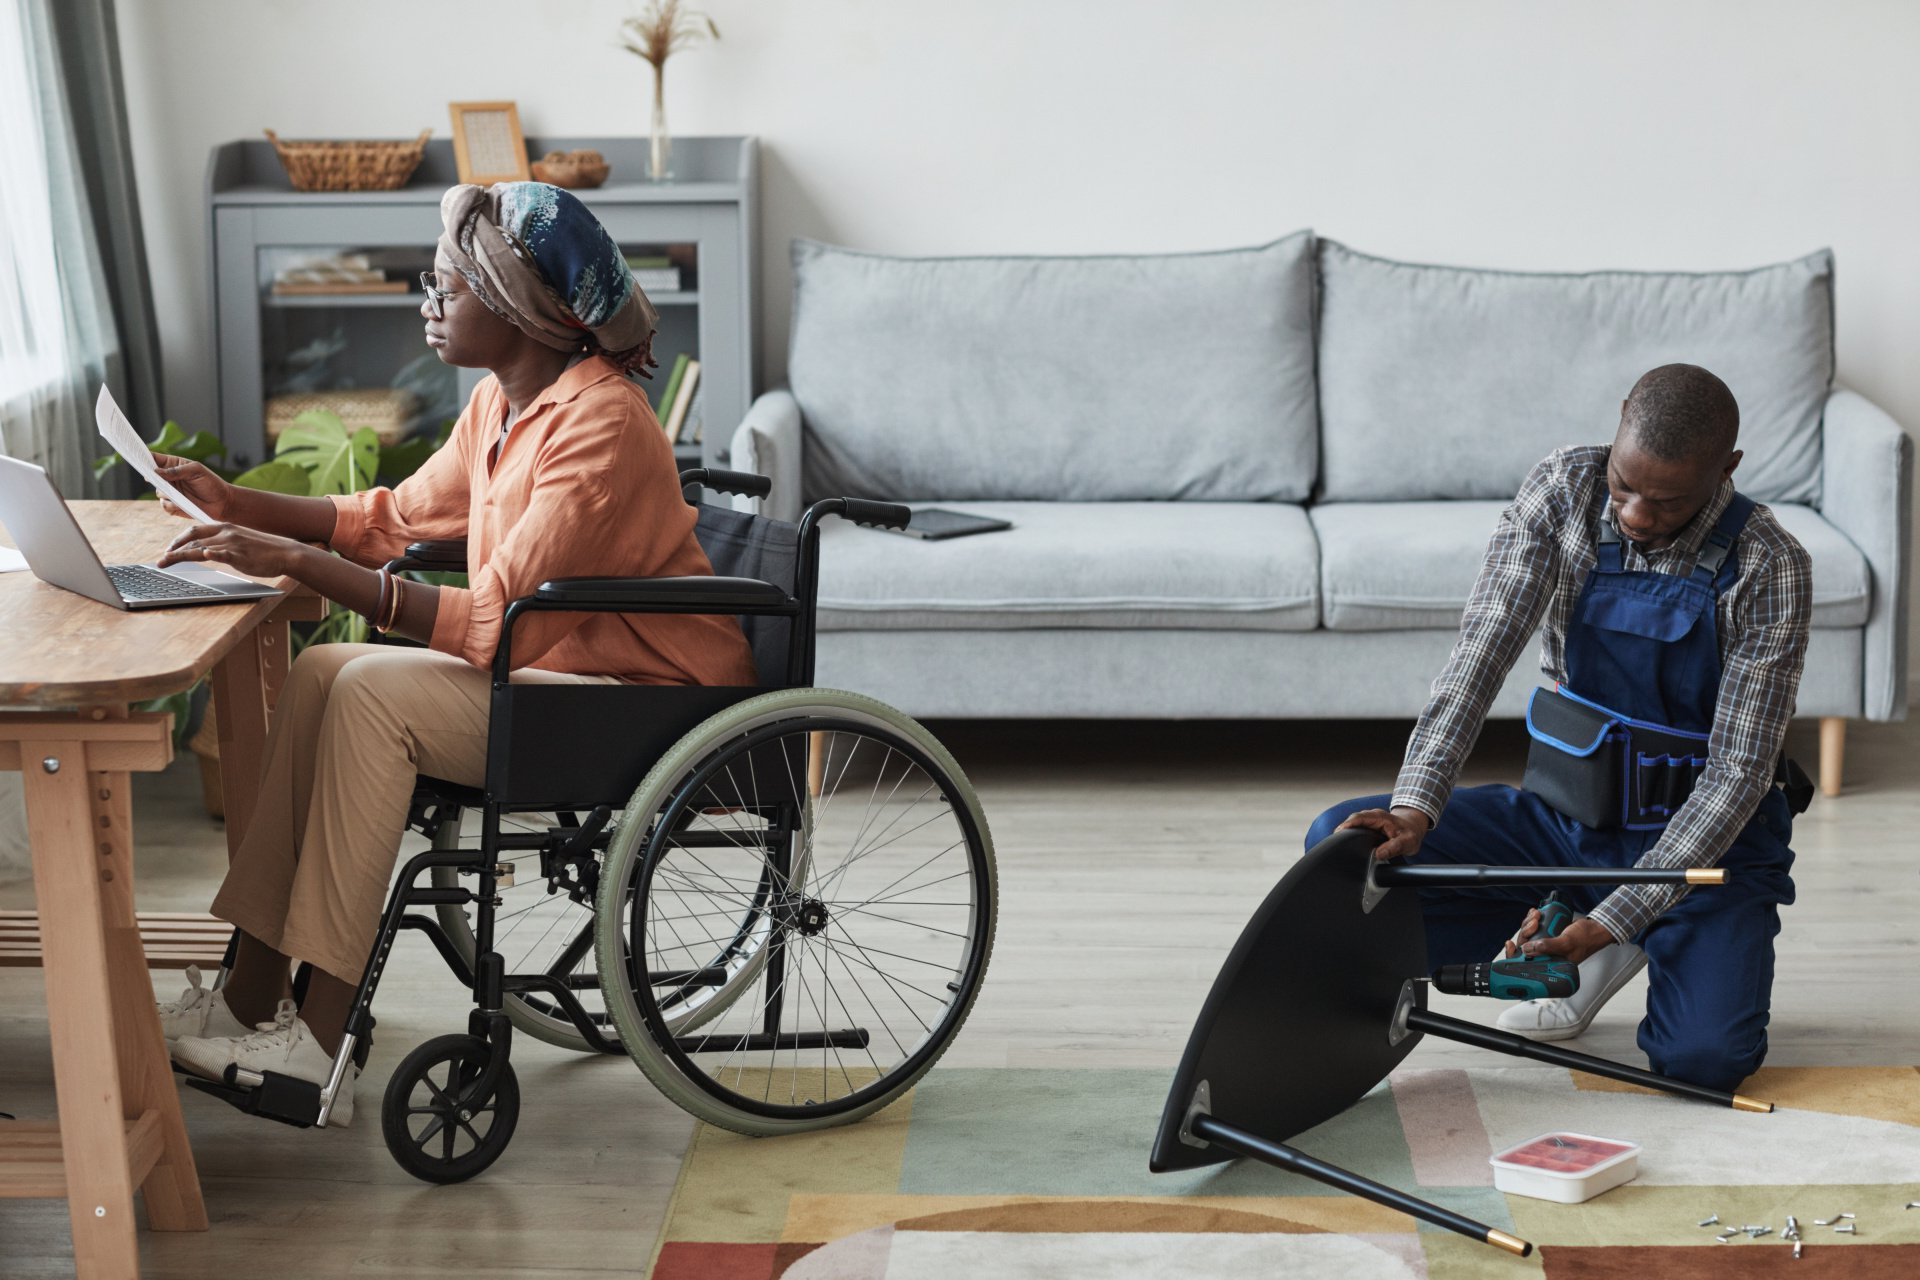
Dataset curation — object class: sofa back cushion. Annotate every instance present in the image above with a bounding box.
[1315,242,1834,504]
[787,234,1319,502]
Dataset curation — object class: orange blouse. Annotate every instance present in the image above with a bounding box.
[327,356,758,686]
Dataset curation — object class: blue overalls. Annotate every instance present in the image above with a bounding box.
[1308,494,1797,1093]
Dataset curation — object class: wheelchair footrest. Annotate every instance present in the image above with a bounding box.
[178,1064,323,1129]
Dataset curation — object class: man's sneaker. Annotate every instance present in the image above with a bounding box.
[1496,941,1649,1042]
[156,966,249,1044]
[172,1000,356,1127]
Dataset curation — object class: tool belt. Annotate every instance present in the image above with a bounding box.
[1522,686,1812,830]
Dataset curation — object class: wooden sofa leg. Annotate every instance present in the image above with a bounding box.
[1818,717,1846,798]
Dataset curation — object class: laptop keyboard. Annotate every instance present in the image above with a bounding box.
[105,563,227,601]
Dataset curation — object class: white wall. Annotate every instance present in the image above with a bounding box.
[117,0,1920,671]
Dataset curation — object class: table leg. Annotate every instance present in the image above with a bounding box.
[258,616,291,721]
[209,627,269,865]
[24,740,142,1278]
[87,715,206,1233]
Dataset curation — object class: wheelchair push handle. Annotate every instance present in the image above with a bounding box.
[679,467,772,500]
[837,498,912,531]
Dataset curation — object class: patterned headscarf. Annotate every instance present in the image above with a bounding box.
[439,182,659,374]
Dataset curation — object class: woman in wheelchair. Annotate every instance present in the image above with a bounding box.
[147,183,756,1125]
[137,182,994,1182]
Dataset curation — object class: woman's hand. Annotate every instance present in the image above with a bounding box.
[1337,805,1433,860]
[156,522,305,580]
[153,454,236,522]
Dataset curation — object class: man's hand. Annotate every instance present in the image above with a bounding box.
[156,522,305,580]
[1337,805,1433,861]
[1507,913,1615,966]
[153,454,237,522]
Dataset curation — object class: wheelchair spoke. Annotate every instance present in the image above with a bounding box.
[814,797,949,903]
[828,847,968,915]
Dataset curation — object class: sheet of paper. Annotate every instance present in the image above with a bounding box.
[0,546,27,573]
[94,384,217,525]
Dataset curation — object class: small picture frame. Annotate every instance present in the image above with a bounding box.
[448,101,530,184]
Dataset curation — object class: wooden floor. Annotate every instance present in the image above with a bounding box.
[0,714,1914,1277]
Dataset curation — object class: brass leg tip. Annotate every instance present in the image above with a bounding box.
[1487,1228,1533,1256]
[1732,1094,1774,1113]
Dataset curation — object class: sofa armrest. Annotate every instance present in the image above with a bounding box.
[1821,387,1913,720]
[727,390,805,523]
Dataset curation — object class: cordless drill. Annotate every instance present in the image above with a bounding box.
[1432,892,1581,1000]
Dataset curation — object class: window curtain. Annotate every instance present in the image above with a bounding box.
[0,0,159,877]
[0,0,161,499]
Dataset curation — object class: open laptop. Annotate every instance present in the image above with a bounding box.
[0,455,283,609]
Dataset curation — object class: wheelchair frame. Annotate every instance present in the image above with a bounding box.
[184,470,920,1140]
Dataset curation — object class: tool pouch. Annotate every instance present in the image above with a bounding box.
[1522,687,1709,830]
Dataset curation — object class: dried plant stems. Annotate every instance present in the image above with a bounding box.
[620,0,720,72]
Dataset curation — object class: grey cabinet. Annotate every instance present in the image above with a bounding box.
[206,135,757,470]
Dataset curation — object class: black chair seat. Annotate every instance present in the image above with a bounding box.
[414,775,487,808]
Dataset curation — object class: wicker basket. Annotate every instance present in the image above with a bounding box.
[265,128,430,192]
[267,388,420,446]
[531,150,610,190]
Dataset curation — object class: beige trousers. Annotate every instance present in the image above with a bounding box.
[211,643,618,984]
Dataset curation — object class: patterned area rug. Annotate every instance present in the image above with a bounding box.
[647,1065,1920,1278]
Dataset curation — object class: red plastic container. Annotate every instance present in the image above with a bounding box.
[1489,1131,1640,1203]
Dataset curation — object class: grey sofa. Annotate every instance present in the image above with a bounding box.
[729,234,1911,790]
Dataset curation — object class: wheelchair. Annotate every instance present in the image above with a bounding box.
[181,469,999,1183]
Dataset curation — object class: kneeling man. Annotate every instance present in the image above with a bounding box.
[1309,363,1811,1092]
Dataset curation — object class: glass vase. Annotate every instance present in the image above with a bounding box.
[648,70,673,182]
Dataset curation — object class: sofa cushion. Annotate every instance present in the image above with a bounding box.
[1312,501,1868,632]
[787,234,1319,504]
[1316,241,1834,505]
[815,502,1320,632]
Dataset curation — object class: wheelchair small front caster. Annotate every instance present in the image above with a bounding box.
[381,1033,520,1183]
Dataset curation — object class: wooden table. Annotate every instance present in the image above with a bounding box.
[0,501,324,1277]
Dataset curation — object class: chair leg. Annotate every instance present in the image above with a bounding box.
[1819,717,1846,798]
[807,729,826,797]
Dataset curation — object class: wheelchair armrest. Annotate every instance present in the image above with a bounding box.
[678,467,773,500]
[386,539,469,572]
[532,575,788,610]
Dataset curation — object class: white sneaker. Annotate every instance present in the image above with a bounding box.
[156,966,249,1044]
[1496,941,1649,1042]
[172,999,357,1126]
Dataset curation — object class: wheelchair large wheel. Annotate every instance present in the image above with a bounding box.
[428,809,611,1053]
[595,688,996,1137]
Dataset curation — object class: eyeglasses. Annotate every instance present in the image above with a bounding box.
[419,271,454,319]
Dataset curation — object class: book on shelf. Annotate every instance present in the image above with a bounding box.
[655,354,690,431]
[626,255,683,294]
[663,359,701,443]
[631,268,682,293]
[681,383,704,447]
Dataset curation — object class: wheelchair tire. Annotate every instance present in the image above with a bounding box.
[594,688,997,1137]
[381,1033,520,1184]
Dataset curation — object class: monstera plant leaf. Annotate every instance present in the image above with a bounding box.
[93,419,228,481]
[275,410,380,496]
[230,461,311,496]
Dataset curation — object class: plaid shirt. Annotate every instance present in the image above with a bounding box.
[1392,445,1812,943]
